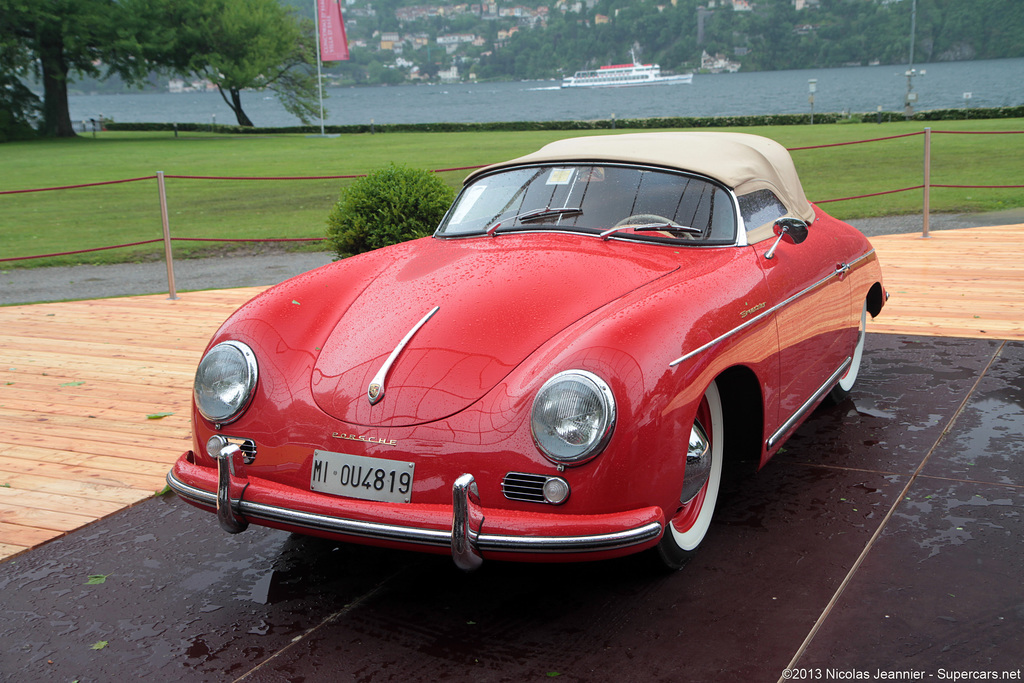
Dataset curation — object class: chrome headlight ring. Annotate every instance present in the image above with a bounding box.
[530,370,616,466]
[193,340,259,426]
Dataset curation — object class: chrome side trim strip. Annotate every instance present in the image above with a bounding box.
[669,248,876,368]
[367,305,439,405]
[766,356,851,450]
[847,248,876,269]
[670,302,779,368]
[166,470,662,555]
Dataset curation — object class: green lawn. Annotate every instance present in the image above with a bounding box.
[2,119,1022,267]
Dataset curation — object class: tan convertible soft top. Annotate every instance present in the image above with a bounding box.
[467,132,815,225]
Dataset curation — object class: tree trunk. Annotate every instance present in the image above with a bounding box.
[229,87,254,127]
[37,29,77,138]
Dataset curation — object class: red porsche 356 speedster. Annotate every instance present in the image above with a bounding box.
[168,132,886,570]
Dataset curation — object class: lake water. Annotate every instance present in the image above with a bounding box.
[69,57,1023,128]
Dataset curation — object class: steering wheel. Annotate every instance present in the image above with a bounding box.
[614,214,695,239]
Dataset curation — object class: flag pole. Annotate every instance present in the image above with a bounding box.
[313,0,325,136]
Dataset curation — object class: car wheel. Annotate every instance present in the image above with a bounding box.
[656,380,724,570]
[827,299,868,404]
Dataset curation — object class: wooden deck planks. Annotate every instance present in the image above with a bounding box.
[866,224,1024,340]
[0,227,1022,562]
[0,288,261,560]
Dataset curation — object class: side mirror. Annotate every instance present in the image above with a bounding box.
[764,218,810,260]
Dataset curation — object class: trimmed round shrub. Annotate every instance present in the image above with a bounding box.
[326,163,456,258]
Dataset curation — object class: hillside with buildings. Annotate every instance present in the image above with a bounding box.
[304,0,1023,85]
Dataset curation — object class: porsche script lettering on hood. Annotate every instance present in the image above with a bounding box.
[331,432,398,447]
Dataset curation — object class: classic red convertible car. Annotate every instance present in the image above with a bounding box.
[168,132,886,570]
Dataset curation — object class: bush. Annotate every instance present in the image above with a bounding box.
[326,163,456,258]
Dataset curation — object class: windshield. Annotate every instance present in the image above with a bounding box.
[437,164,737,244]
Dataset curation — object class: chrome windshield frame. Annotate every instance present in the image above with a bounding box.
[435,162,745,248]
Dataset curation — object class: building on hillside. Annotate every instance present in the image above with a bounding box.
[407,33,431,49]
[437,33,477,45]
[703,0,753,8]
[380,31,400,51]
[701,50,741,73]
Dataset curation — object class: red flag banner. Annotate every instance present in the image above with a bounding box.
[317,0,349,61]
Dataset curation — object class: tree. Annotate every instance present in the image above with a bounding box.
[138,0,320,127]
[0,23,38,141]
[0,0,150,138]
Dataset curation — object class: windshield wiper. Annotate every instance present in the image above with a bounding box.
[631,223,703,235]
[599,222,703,240]
[486,206,583,236]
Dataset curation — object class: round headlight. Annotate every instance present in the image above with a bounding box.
[531,370,616,466]
[194,341,258,425]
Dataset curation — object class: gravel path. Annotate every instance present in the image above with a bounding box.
[3,209,1022,306]
[1,250,336,306]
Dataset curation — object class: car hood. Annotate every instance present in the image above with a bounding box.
[310,235,676,427]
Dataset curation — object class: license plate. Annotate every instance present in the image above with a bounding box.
[310,450,415,503]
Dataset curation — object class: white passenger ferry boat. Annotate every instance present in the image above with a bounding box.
[561,51,693,89]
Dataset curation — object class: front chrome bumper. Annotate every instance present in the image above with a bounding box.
[167,450,663,571]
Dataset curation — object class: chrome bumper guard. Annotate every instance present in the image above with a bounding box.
[217,444,249,534]
[451,473,484,571]
[168,466,662,571]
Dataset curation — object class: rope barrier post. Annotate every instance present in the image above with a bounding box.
[922,127,932,238]
[157,171,179,300]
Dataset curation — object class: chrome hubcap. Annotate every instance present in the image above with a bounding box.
[679,421,711,505]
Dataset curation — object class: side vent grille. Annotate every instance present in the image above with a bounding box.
[225,436,257,464]
[501,472,549,504]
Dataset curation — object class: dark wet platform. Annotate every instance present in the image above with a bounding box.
[2,334,1022,682]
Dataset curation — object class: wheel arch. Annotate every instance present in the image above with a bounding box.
[715,365,765,477]
[867,281,885,318]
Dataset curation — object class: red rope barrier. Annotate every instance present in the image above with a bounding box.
[165,174,365,181]
[815,182,1023,203]
[813,185,924,204]
[0,236,329,263]
[432,165,488,173]
[789,129,1023,152]
[0,166,486,194]
[0,175,156,195]
[931,183,1024,189]
[931,130,1024,135]
[169,237,327,243]
[0,239,165,262]
[788,132,923,151]
[163,165,484,181]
